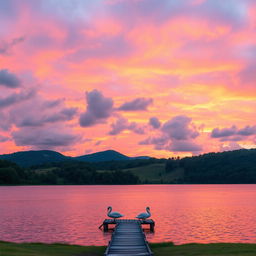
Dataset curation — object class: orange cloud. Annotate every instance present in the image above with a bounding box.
[0,0,255,157]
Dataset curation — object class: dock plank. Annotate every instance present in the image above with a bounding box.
[104,220,153,256]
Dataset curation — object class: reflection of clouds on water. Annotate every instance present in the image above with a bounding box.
[0,185,256,245]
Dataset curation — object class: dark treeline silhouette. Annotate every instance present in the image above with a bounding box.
[165,149,256,184]
[165,157,180,173]
[1,149,256,185]
[0,149,154,167]
[32,158,164,172]
[0,160,27,184]
[90,158,164,170]
[0,160,139,185]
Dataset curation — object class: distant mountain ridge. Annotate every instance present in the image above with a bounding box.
[1,148,256,185]
[75,150,129,162]
[0,150,69,167]
[0,149,150,167]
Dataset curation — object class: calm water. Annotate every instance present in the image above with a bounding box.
[0,185,256,245]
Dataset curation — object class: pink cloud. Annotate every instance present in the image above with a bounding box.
[0,0,256,157]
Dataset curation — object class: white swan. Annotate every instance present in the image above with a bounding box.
[136,207,151,220]
[107,206,124,221]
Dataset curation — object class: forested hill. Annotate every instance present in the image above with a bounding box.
[0,150,68,167]
[1,148,256,185]
[0,160,140,185]
[0,149,149,167]
[166,148,256,183]
[75,150,129,162]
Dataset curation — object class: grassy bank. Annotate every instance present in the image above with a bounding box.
[1,241,256,256]
[123,163,184,183]
[0,241,105,256]
[151,242,256,255]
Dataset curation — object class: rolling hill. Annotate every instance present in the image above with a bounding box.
[0,150,68,167]
[0,149,149,167]
[1,148,256,184]
[74,150,130,162]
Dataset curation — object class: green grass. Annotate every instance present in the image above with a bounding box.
[0,241,105,256]
[123,163,184,183]
[32,163,184,184]
[33,167,58,174]
[151,242,256,256]
[2,241,256,256]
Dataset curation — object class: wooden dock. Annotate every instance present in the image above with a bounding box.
[104,219,153,256]
[100,218,155,232]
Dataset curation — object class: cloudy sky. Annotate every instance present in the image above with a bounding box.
[0,0,256,157]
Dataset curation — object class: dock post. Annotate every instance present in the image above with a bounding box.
[150,222,155,232]
[103,223,108,231]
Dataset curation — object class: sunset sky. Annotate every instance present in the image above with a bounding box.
[0,0,256,158]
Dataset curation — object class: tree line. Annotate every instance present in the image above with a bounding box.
[1,148,256,185]
[0,160,140,185]
[165,149,256,184]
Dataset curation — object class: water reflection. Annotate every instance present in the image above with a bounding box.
[0,185,256,245]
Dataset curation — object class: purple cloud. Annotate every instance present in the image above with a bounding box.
[107,0,247,31]
[167,140,202,153]
[95,140,102,146]
[149,117,161,129]
[79,90,114,127]
[0,89,35,108]
[237,125,256,136]
[66,35,132,62]
[42,99,63,108]
[10,96,77,127]
[239,61,256,86]
[162,115,199,140]
[0,135,10,142]
[220,142,243,152]
[0,112,11,131]
[109,117,128,135]
[12,125,80,149]
[118,97,153,111]
[0,37,24,55]
[109,117,144,135]
[211,125,256,142]
[0,69,21,88]
[211,125,237,138]
[128,122,145,134]
[43,108,77,124]
[140,115,202,153]
[139,135,167,150]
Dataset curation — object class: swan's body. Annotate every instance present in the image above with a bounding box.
[107,206,124,220]
[136,207,151,220]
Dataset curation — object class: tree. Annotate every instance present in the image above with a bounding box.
[0,167,20,184]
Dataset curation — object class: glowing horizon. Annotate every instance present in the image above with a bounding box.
[0,0,256,158]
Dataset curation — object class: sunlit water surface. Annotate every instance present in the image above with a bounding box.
[0,185,256,245]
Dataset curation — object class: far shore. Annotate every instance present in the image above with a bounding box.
[1,183,256,186]
[1,240,256,256]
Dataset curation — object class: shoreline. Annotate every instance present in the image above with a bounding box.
[1,183,256,186]
[1,241,256,256]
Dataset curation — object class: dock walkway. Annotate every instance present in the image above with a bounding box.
[104,219,153,256]
[101,218,155,232]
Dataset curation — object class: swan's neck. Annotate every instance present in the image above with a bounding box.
[146,208,151,216]
[108,207,112,214]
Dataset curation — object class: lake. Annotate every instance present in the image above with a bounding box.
[0,185,256,245]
